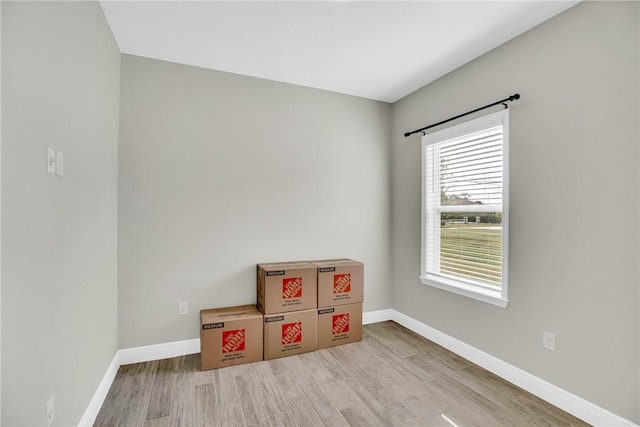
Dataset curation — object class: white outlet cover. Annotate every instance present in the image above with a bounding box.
[543,331,556,351]
[178,301,188,315]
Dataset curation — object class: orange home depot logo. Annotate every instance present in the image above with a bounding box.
[282,277,303,299]
[333,274,351,294]
[281,322,302,344]
[222,329,245,353]
[332,313,349,335]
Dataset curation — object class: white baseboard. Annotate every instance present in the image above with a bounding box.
[118,338,200,366]
[77,351,121,427]
[362,308,393,324]
[390,310,638,427]
[79,309,637,427]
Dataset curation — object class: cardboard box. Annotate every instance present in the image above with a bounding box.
[257,262,317,314]
[200,305,264,370]
[263,308,317,360]
[317,303,363,349]
[312,259,364,308]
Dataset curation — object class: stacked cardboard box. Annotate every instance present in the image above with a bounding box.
[311,259,364,349]
[257,262,318,360]
[263,308,317,360]
[257,261,317,314]
[200,305,264,370]
[317,304,363,349]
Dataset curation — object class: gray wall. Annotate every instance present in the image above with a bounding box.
[1,2,3,422]
[118,55,391,348]
[1,2,120,425]
[2,1,637,425]
[391,1,639,422]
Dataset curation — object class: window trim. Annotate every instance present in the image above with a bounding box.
[420,109,509,308]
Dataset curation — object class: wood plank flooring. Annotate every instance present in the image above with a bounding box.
[94,321,589,426]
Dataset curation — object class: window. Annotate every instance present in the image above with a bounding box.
[421,109,509,307]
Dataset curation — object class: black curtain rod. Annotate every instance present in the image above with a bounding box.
[404,93,520,138]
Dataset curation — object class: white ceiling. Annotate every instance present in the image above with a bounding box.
[100,1,578,103]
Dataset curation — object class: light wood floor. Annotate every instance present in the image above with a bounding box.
[94,321,589,426]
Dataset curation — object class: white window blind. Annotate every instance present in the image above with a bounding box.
[421,109,509,307]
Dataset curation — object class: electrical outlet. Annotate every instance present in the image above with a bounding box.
[178,301,188,315]
[542,331,556,351]
[45,396,55,427]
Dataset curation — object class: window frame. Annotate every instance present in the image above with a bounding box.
[420,109,509,308]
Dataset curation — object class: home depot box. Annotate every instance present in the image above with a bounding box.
[263,308,317,360]
[317,303,363,349]
[257,262,317,314]
[200,305,263,371]
[312,259,364,308]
